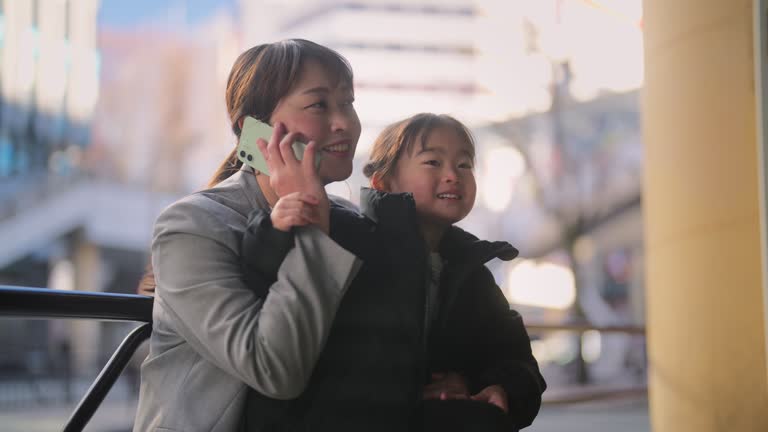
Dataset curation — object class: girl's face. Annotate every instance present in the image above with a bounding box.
[384,126,477,228]
[269,60,361,184]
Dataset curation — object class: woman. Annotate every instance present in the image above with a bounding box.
[134,39,363,431]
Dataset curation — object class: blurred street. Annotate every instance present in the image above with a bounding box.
[3,0,768,429]
[1,0,653,430]
[530,399,649,432]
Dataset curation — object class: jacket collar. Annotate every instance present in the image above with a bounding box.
[440,225,519,267]
[360,187,519,266]
[198,165,270,216]
[360,187,420,234]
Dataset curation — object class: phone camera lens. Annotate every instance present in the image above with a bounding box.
[247,154,253,162]
[240,150,246,158]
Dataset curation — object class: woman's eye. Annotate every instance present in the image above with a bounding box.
[307,101,328,110]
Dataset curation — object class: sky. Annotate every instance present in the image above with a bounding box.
[98,0,238,29]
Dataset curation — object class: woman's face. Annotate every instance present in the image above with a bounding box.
[270,60,361,184]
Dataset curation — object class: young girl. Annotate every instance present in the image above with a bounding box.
[362,113,546,430]
[241,113,544,431]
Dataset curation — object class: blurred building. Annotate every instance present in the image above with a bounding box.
[93,10,240,193]
[238,0,643,203]
[1,7,243,370]
[240,0,475,201]
[0,0,104,268]
[0,0,100,179]
[0,0,106,387]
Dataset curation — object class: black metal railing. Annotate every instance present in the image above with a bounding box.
[0,285,647,429]
[525,321,647,404]
[0,285,153,432]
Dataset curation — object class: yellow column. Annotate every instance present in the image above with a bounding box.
[642,1,768,431]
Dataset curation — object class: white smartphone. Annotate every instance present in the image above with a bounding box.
[236,116,320,176]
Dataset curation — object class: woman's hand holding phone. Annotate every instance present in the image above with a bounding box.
[257,122,330,234]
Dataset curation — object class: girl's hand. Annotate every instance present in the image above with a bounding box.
[422,372,469,400]
[271,192,322,232]
[470,384,508,414]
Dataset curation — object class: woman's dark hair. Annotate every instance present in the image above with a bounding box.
[138,39,353,295]
[363,113,475,188]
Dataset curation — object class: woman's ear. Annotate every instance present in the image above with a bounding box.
[237,117,245,131]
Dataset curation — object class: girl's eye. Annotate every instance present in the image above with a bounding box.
[459,162,473,169]
[423,160,440,167]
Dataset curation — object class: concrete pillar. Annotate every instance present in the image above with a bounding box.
[642,0,768,430]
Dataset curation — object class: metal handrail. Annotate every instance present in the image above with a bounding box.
[525,322,646,335]
[0,285,153,432]
[542,385,647,405]
[0,285,152,322]
[0,285,648,429]
[525,320,648,404]
[64,323,151,431]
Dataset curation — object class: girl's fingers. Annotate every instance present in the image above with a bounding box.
[284,216,310,227]
[273,214,311,230]
[294,192,320,205]
[301,208,320,224]
[276,207,320,225]
[274,204,313,218]
[422,387,467,400]
[470,386,508,413]
[492,395,508,413]
[274,193,319,210]
[439,392,467,400]
[422,387,440,400]
[273,195,322,228]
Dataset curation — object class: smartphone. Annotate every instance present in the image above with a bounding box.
[236,116,320,176]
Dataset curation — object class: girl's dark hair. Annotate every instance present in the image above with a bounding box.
[363,113,475,187]
[139,39,353,294]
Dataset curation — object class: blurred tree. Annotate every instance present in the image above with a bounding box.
[490,60,642,384]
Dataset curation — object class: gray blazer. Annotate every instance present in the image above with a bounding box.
[133,167,362,431]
